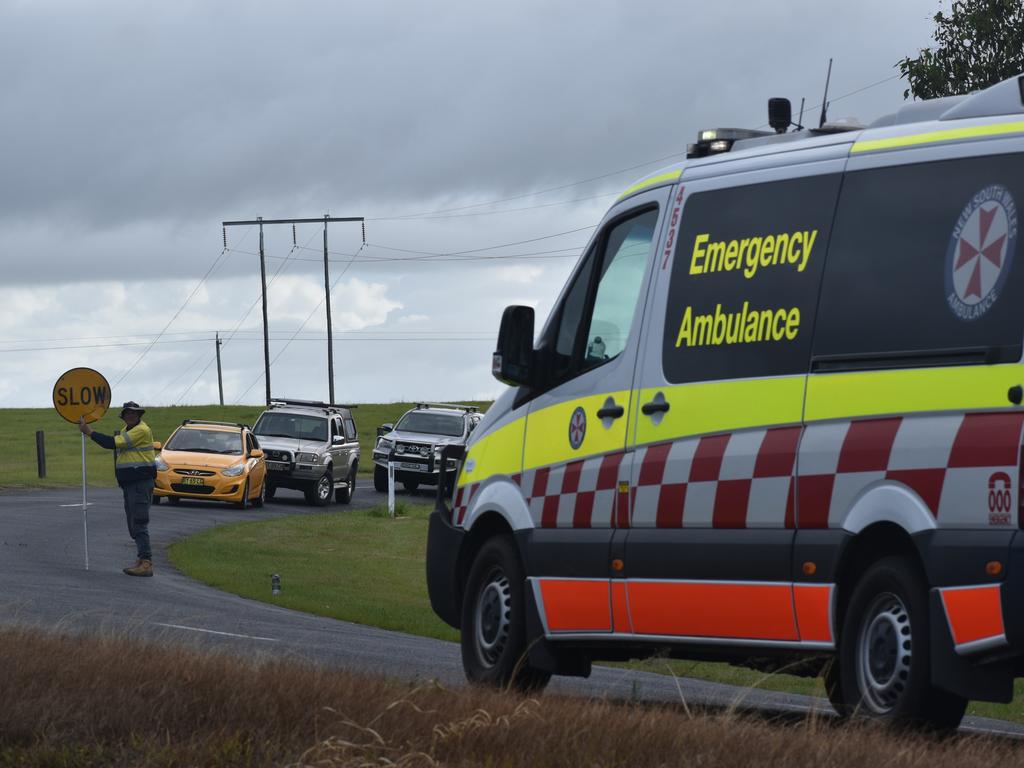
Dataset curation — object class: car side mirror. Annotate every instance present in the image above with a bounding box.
[250,448,264,459]
[493,305,534,386]
[377,423,393,437]
[332,435,345,444]
[153,441,162,451]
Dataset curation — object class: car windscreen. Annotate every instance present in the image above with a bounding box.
[254,412,329,442]
[395,411,464,437]
[166,428,243,455]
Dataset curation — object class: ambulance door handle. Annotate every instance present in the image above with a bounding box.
[597,403,625,420]
[641,400,670,416]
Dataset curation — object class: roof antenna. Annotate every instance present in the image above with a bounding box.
[797,97,805,130]
[819,58,833,128]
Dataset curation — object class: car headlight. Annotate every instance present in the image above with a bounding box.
[296,452,317,463]
[376,438,394,453]
[223,463,246,477]
[155,456,169,472]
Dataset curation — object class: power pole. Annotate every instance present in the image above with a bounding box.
[222,215,364,405]
[215,331,224,406]
[323,216,335,404]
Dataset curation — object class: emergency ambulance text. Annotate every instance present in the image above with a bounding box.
[675,302,800,348]
[689,229,818,279]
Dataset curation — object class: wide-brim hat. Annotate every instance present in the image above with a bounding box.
[119,401,146,418]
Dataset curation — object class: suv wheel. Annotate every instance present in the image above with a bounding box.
[403,480,420,493]
[335,466,355,504]
[265,482,276,500]
[306,471,332,507]
[374,465,388,493]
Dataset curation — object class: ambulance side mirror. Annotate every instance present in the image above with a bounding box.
[493,305,535,387]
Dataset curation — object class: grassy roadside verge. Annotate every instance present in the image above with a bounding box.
[170,504,1024,725]
[4,628,1015,768]
[0,401,490,488]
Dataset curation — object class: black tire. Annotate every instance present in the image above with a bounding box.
[236,478,250,509]
[252,477,266,508]
[335,466,355,504]
[305,471,332,507]
[374,465,388,493]
[837,556,966,729]
[167,496,181,506]
[403,480,420,493]
[265,482,276,500]
[460,536,551,692]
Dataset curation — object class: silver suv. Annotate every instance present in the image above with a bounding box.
[372,403,481,493]
[252,399,360,506]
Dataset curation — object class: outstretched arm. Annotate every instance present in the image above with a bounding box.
[79,417,115,449]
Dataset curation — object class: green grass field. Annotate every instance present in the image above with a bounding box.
[169,503,1024,724]
[0,401,490,488]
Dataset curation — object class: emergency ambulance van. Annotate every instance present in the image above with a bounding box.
[426,73,1024,729]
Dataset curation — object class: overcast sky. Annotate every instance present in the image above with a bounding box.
[0,0,941,410]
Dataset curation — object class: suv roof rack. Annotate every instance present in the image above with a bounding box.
[268,398,358,411]
[414,402,479,413]
[182,419,249,429]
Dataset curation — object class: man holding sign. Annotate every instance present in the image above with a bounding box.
[78,401,157,577]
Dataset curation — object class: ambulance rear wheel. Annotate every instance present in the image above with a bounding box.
[461,536,550,692]
[837,556,966,729]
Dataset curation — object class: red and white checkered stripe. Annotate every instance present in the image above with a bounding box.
[455,411,1024,531]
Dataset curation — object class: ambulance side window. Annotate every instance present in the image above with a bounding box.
[547,206,658,384]
[582,208,659,369]
[813,153,1024,368]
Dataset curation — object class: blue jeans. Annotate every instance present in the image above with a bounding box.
[122,478,153,561]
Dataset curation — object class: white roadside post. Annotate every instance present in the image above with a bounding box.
[387,452,396,519]
[52,367,111,571]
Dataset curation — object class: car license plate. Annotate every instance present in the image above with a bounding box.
[400,462,426,471]
[181,477,204,486]
[266,461,288,471]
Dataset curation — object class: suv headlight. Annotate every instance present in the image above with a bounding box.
[223,463,246,477]
[155,456,169,472]
[376,438,394,453]
[296,452,318,463]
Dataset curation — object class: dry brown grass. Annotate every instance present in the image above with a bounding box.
[0,627,1019,767]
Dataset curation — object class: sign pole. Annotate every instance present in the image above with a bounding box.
[81,431,89,570]
[53,366,110,572]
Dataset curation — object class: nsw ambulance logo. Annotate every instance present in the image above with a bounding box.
[568,406,586,450]
[945,184,1017,321]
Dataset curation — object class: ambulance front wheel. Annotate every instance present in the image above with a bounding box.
[460,536,551,692]
[836,556,966,729]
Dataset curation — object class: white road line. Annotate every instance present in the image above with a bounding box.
[154,622,279,642]
[59,503,95,507]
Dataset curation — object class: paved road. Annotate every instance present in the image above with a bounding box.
[2,483,1021,738]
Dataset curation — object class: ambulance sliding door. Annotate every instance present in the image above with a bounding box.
[522,187,669,637]
[625,155,844,645]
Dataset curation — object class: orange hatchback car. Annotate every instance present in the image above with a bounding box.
[154,420,267,508]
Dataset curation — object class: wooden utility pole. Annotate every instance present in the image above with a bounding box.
[215,331,224,406]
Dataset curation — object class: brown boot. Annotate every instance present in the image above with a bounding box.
[123,559,153,577]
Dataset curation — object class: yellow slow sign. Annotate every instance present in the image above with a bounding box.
[52,367,111,424]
